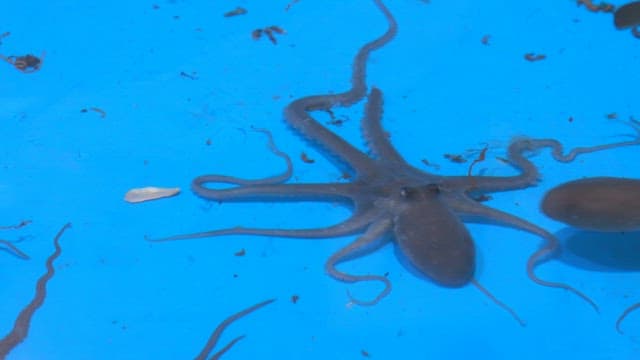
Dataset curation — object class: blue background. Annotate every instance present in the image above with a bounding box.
[1,0,639,358]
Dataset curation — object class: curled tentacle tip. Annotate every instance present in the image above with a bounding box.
[345,289,386,307]
[615,315,630,335]
[143,234,188,243]
[144,235,164,242]
[565,287,599,313]
[518,320,527,327]
[587,300,600,314]
[581,297,600,314]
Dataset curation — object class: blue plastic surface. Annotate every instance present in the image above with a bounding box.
[1,0,639,359]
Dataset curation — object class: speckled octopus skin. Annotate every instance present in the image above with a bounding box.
[150,0,640,311]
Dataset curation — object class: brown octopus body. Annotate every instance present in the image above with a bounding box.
[150,0,640,322]
[542,177,640,232]
[542,177,640,334]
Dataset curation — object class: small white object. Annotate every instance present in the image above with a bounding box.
[124,187,181,203]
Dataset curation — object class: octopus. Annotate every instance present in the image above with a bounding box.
[541,177,640,334]
[614,1,640,38]
[615,2,640,28]
[149,0,640,321]
[194,299,274,360]
[542,177,640,232]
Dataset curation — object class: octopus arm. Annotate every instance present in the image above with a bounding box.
[324,217,394,306]
[147,207,383,242]
[361,87,408,165]
[447,196,598,311]
[282,0,397,178]
[447,120,640,193]
[192,181,356,203]
[194,298,275,360]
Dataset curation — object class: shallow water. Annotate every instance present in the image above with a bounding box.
[1,0,639,359]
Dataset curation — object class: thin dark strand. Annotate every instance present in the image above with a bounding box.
[0,240,30,260]
[527,246,599,312]
[209,335,245,360]
[344,275,392,306]
[0,222,71,359]
[616,302,640,335]
[194,299,275,360]
[510,120,640,165]
[471,279,526,327]
[466,120,640,194]
[193,128,293,189]
[147,207,379,243]
[551,119,640,161]
[147,225,349,243]
[250,127,293,183]
[0,220,31,231]
[190,127,302,204]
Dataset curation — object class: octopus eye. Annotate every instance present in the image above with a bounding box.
[399,186,416,198]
